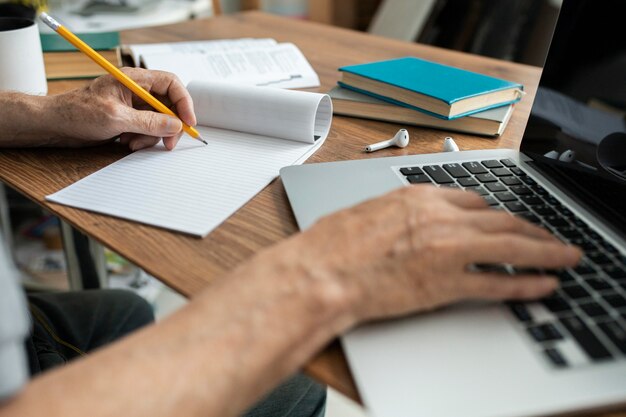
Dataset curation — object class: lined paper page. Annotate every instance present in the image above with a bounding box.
[46,82,332,237]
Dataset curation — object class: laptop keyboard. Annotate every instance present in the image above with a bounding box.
[397,158,626,369]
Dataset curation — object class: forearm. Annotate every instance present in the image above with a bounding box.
[0,93,62,147]
[1,236,355,417]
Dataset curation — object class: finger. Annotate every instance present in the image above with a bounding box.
[162,133,182,151]
[119,132,135,146]
[126,68,197,127]
[126,109,183,138]
[458,272,559,301]
[466,211,555,241]
[128,135,160,151]
[462,234,582,269]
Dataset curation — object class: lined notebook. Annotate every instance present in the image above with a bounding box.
[46,81,332,237]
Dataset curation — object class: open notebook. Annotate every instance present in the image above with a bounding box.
[47,81,332,237]
[122,38,320,89]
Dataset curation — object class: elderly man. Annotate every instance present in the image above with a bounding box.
[0,68,581,417]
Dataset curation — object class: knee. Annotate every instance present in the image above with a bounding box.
[243,373,326,417]
[101,289,155,329]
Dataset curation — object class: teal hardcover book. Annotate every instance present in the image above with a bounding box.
[338,57,523,120]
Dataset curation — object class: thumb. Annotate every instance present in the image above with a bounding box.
[129,110,183,137]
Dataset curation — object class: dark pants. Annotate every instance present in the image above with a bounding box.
[26,289,326,417]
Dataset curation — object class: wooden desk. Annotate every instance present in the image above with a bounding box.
[0,10,546,406]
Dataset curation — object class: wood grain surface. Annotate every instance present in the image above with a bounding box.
[6,11,610,412]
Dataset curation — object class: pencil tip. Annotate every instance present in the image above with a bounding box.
[195,133,208,145]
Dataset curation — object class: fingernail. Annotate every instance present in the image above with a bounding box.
[166,117,183,135]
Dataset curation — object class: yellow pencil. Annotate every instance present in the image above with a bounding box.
[39,12,207,145]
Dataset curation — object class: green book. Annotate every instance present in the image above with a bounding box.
[40,31,120,52]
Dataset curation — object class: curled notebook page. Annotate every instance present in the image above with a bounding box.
[46,81,332,237]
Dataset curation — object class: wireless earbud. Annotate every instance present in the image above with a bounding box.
[442,137,459,152]
[365,129,409,152]
[544,149,575,162]
[558,149,575,163]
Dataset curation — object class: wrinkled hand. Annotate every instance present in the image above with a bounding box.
[48,68,196,151]
[294,186,582,324]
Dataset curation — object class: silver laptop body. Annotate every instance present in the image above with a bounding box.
[279,1,626,416]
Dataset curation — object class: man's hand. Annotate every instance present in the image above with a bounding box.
[45,68,196,150]
[289,186,582,325]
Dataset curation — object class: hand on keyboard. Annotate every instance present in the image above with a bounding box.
[296,185,582,323]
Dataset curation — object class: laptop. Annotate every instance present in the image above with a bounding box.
[279,1,626,416]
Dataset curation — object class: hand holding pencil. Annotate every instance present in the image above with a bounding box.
[39,12,206,149]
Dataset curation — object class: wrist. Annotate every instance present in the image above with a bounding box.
[0,93,52,146]
[266,234,361,335]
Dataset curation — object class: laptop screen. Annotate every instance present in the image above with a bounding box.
[520,0,626,239]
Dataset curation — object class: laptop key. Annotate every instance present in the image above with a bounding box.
[458,177,479,187]
[544,348,568,367]
[574,263,596,276]
[602,293,626,309]
[556,270,576,283]
[485,182,507,192]
[423,165,455,184]
[521,196,542,206]
[400,166,424,176]
[587,252,613,266]
[604,265,626,280]
[542,294,572,312]
[528,323,563,342]
[462,161,487,174]
[570,238,598,252]
[482,160,503,168]
[476,173,498,183]
[501,176,522,186]
[442,163,470,178]
[511,167,525,176]
[494,192,517,202]
[483,195,499,206]
[585,278,613,291]
[500,159,517,168]
[558,227,582,240]
[505,202,528,213]
[533,205,556,216]
[544,215,569,228]
[406,174,432,184]
[491,168,512,177]
[579,301,609,318]
[509,302,533,322]
[562,284,591,300]
[516,212,541,224]
[521,176,537,185]
[510,185,533,195]
[559,316,612,360]
[598,321,626,354]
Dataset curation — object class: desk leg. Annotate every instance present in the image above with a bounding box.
[60,221,108,290]
[0,184,12,251]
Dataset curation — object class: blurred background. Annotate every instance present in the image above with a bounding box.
[1,0,562,66]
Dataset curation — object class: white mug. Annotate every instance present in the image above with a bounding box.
[0,17,47,95]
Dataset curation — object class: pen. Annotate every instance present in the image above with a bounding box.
[39,12,207,145]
